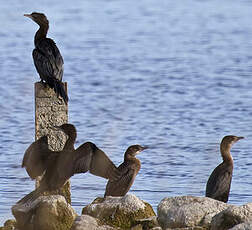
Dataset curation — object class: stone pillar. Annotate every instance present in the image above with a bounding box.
[35,82,71,204]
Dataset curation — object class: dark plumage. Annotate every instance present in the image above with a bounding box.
[205,135,244,203]
[22,136,52,179]
[24,12,68,104]
[20,123,119,203]
[58,123,77,151]
[104,145,148,197]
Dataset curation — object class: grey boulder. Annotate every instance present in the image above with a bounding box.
[157,196,230,229]
[211,203,252,230]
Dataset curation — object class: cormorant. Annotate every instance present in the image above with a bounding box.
[57,123,77,151]
[24,12,68,104]
[20,123,120,203]
[104,145,148,197]
[205,135,244,203]
[22,136,54,179]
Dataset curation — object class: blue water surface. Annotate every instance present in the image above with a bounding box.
[1,0,252,224]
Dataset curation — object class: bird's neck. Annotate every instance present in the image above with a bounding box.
[220,144,233,163]
[63,133,76,150]
[124,153,136,162]
[34,24,49,46]
[124,154,141,171]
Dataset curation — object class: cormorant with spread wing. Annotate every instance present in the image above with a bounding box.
[20,124,119,203]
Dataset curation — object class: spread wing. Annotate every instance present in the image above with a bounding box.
[206,163,232,202]
[33,38,63,82]
[73,142,120,180]
[105,163,136,197]
[22,136,58,179]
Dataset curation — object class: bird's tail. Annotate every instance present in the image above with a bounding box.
[47,78,68,104]
[54,80,68,104]
[17,187,44,204]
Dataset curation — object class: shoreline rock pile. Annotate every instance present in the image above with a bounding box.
[1,195,252,230]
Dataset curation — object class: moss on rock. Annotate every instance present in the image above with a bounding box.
[0,219,17,230]
[82,194,156,229]
[12,195,76,230]
[132,216,160,230]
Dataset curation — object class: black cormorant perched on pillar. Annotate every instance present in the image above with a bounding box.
[24,12,68,104]
[205,135,244,203]
[104,145,148,197]
[20,123,120,203]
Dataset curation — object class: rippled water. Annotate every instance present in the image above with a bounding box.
[1,0,252,224]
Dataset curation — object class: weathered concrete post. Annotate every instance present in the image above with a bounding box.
[35,82,71,203]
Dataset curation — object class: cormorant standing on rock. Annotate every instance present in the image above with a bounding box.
[104,145,148,197]
[24,12,68,104]
[20,123,120,203]
[205,135,244,203]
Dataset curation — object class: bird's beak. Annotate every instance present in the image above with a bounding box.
[141,146,149,151]
[237,136,244,141]
[24,14,32,19]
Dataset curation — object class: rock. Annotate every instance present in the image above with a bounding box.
[165,227,207,230]
[133,216,160,229]
[211,203,252,230]
[0,219,17,230]
[12,195,77,230]
[70,215,117,230]
[71,214,161,230]
[131,224,143,230]
[229,222,252,230]
[82,194,156,229]
[157,196,230,229]
[71,215,98,230]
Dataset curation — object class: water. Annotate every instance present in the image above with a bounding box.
[1,0,252,224]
